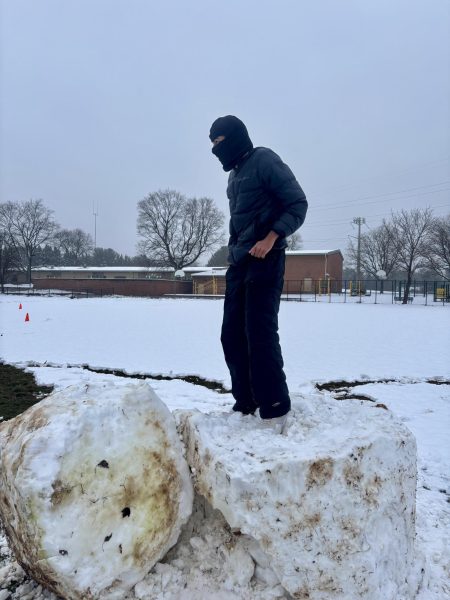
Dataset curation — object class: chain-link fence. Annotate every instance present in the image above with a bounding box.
[1,286,112,299]
[282,280,450,306]
[2,279,449,305]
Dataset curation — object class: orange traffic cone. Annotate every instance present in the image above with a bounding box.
[19,303,22,309]
[25,313,30,322]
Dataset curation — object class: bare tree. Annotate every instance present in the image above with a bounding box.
[390,208,434,303]
[347,220,398,283]
[286,231,303,250]
[0,199,59,283]
[422,214,450,280]
[137,190,225,270]
[55,228,94,265]
[0,228,20,291]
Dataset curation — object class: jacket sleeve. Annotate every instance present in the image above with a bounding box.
[258,149,308,238]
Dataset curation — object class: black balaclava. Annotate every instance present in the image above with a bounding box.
[209,115,253,172]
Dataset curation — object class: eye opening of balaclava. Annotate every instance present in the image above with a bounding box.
[209,115,253,172]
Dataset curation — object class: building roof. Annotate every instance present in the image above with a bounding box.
[182,266,217,273]
[191,270,227,278]
[32,266,174,272]
[285,250,342,256]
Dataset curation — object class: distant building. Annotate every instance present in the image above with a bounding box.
[21,250,343,296]
[28,266,191,297]
[284,250,343,293]
[189,268,228,295]
[190,250,343,296]
[31,266,174,280]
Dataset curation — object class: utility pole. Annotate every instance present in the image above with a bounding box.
[353,217,366,281]
[92,202,99,248]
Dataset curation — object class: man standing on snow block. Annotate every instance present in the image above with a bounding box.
[210,115,308,433]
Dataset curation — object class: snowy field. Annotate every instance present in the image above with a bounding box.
[0,295,449,599]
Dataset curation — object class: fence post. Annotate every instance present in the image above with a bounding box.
[344,280,347,303]
[375,279,378,304]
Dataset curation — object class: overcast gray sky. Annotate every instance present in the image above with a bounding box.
[1,0,449,259]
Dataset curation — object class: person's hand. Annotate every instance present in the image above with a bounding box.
[249,231,279,259]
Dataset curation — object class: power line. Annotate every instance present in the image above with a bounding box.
[310,182,450,212]
[304,220,357,228]
[301,202,449,248]
[304,201,449,228]
[309,157,450,199]
[302,235,353,243]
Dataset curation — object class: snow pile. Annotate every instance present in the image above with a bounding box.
[0,378,420,600]
[0,383,193,600]
[131,494,287,600]
[178,396,418,600]
[0,493,292,600]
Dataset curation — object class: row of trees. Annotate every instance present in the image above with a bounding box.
[346,208,450,302]
[0,192,227,286]
[35,245,150,268]
[0,199,149,288]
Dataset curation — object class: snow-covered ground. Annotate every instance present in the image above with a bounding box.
[0,295,449,599]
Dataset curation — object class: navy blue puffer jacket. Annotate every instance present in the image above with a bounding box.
[226,147,308,265]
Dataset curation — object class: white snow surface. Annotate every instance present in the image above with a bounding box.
[1,295,448,385]
[0,295,449,599]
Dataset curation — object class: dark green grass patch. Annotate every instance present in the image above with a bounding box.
[0,363,54,421]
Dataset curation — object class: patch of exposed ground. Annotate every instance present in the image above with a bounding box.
[316,377,450,402]
[0,363,54,421]
[23,361,230,393]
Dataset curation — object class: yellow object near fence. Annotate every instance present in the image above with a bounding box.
[350,280,365,296]
[193,277,218,295]
[318,278,332,297]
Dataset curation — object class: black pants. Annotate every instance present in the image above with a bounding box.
[221,249,290,419]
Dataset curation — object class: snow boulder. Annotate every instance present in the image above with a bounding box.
[178,395,417,600]
[0,382,193,600]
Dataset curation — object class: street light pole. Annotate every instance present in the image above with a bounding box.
[353,217,366,282]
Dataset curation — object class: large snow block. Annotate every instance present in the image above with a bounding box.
[0,382,193,600]
[178,397,417,600]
